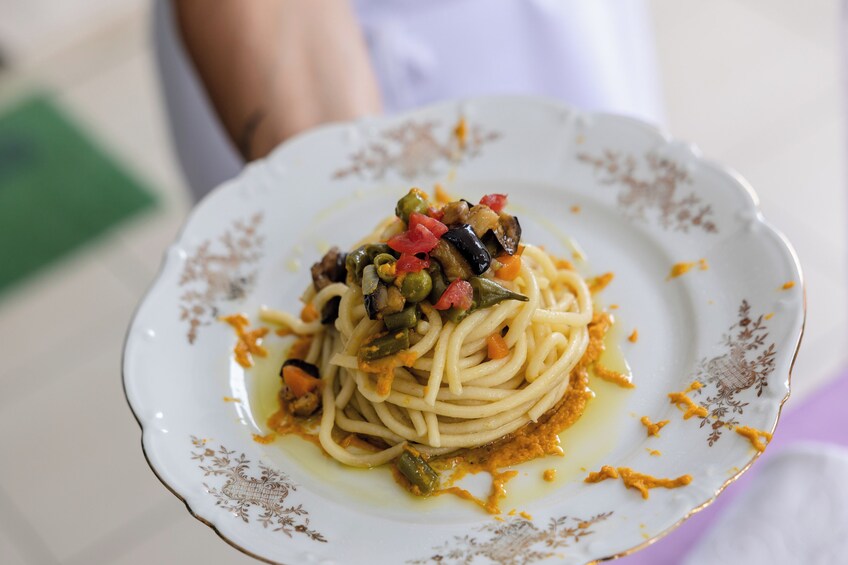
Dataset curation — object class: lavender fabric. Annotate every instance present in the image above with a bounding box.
[619,368,848,564]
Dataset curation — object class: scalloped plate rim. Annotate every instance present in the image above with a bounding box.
[122,94,805,565]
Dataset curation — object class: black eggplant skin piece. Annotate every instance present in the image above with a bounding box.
[320,296,341,324]
[280,358,321,379]
[311,247,347,290]
[441,224,491,276]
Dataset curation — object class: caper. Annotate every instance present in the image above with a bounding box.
[400,270,433,303]
[395,189,429,223]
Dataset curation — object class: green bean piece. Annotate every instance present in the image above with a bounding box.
[361,264,380,296]
[427,262,449,304]
[384,305,418,331]
[396,448,439,495]
[395,189,429,223]
[345,245,371,284]
[373,253,397,284]
[470,276,529,309]
[430,240,473,281]
[365,243,394,260]
[359,329,410,361]
[400,270,433,303]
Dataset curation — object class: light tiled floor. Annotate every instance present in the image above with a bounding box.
[0,1,844,563]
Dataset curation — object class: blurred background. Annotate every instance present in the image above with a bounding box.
[0,1,844,564]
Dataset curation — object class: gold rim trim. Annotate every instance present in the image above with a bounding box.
[121,97,808,565]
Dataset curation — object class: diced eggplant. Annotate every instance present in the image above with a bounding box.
[441,224,492,276]
[441,200,470,225]
[279,359,322,417]
[364,284,388,320]
[320,296,341,324]
[288,391,320,417]
[311,246,347,291]
[430,240,473,281]
[492,214,522,255]
[385,285,406,314]
[466,204,500,238]
[280,358,321,379]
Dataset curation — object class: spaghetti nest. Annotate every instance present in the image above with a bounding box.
[261,242,592,468]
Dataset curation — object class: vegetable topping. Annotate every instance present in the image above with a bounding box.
[306,188,528,373]
[432,279,474,311]
[479,193,508,213]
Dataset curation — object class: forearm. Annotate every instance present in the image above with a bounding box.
[175,0,381,161]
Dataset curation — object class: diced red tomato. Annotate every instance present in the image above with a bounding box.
[409,212,448,238]
[396,253,430,274]
[427,206,445,221]
[432,280,474,311]
[479,193,508,213]
[388,224,439,254]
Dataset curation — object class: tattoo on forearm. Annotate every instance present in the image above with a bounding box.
[238,109,266,160]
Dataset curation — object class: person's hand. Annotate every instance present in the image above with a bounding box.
[176,0,381,161]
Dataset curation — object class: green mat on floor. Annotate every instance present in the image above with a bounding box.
[0,95,156,294]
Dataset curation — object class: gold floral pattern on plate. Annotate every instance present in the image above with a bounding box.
[178,213,264,343]
[577,150,718,233]
[692,300,777,445]
[409,512,613,565]
[333,119,500,180]
[190,436,326,542]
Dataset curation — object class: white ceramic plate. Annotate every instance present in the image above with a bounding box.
[123,96,804,565]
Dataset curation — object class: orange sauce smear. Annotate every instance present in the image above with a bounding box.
[222,314,268,368]
[454,117,468,149]
[781,281,795,290]
[640,416,669,437]
[570,205,581,214]
[667,259,708,280]
[735,426,773,452]
[252,432,276,444]
[668,382,708,419]
[584,465,692,499]
[357,349,419,396]
[593,363,635,388]
[628,329,639,343]
[646,449,662,457]
[588,272,614,294]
